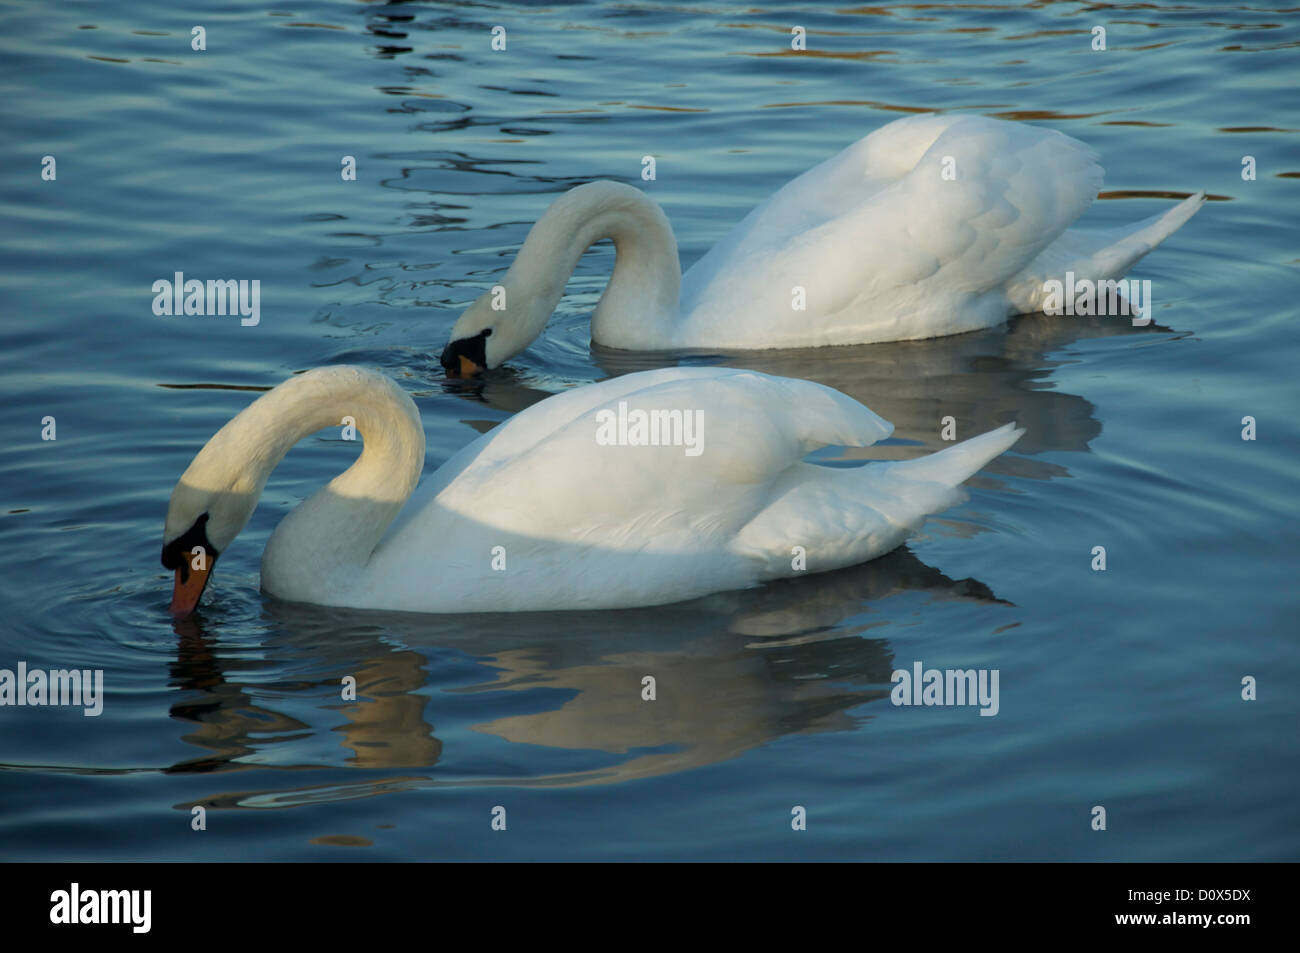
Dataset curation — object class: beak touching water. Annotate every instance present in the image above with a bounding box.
[445,353,483,378]
[439,328,491,378]
[162,513,218,619]
[170,550,216,618]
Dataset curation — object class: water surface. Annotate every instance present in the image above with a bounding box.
[1,0,1297,860]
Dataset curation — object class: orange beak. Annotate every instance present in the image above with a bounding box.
[170,550,216,618]
[452,354,483,378]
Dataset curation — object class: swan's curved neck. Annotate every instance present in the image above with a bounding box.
[502,181,681,351]
[200,369,425,596]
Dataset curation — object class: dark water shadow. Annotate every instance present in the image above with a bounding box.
[161,546,1012,809]
[439,311,1171,479]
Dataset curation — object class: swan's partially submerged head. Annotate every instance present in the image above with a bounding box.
[160,509,217,618]
[161,424,265,617]
[439,311,495,377]
[441,180,679,373]
[443,280,543,376]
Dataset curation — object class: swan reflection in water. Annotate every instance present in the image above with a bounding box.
[442,310,1173,484]
[165,545,1010,809]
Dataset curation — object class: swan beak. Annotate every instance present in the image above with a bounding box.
[439,329,491,378]
[454,354,483,377]
[170,551,216,618]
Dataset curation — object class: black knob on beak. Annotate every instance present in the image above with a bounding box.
[440,328,491,377]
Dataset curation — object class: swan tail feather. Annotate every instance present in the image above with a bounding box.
[883,422,1025,489]
[1005,191,1205,314]
[1083,191,1206,278]
[732,423,1023,578]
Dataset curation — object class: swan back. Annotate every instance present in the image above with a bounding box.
[678,114,1105,346]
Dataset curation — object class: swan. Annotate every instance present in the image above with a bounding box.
[162,365,1024,616]
[440,113,1204,375]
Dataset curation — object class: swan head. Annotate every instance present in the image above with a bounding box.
[439,313,496,377]
[442,283,545,376]
[440,180,682,373]
[161,434,264,618]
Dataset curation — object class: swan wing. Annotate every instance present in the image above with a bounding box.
[679,114,1103,345]
[371,369,892,606]
[435,367,893,539]
[372,368,1020,611]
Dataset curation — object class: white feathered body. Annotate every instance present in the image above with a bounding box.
[259,367,1022,612]
[668,114,1204,348]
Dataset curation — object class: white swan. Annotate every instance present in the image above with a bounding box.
[162,365,1023,616]
[440,113,1204,374]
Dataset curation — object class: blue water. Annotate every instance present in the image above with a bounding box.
[1,0,1297,860]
